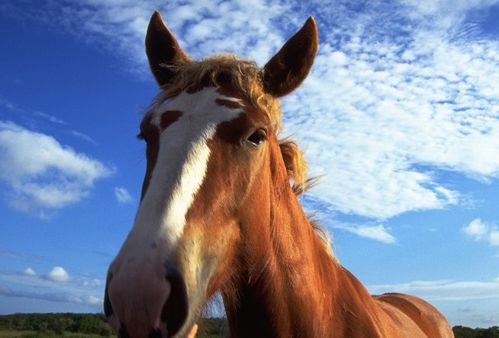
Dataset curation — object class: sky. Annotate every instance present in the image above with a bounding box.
[0,0,498,328]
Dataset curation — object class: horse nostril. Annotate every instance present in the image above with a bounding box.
[161,269,188,337]
[148,328,163,338]
[119,324,130,338]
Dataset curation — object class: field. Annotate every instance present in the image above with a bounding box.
[0,314,227,337]
[0,331,109,338]
[0,313,497,337]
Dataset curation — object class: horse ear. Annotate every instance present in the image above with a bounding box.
[262,17,318,97]
[146,11,190,86]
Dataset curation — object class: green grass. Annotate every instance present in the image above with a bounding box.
[0,314,228,337]
[0,331,110,338]
[2,315,496,338]
[0,330,34,338]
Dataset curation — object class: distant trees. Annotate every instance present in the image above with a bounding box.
[0,314,228,337]
[1,314,497,337]
[196,318,229,338]
[453,326,499,338]
[0,313,113,336]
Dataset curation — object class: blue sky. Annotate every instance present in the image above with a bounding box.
[0,0,498,328]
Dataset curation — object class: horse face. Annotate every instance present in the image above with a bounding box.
[106,86,272,337]
[104,11,317,338]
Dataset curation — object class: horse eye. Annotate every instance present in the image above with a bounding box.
[246,128,267,147]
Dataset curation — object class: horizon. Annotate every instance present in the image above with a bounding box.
[0,0,498,328]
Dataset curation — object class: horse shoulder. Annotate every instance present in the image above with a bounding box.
[374,293,454,338]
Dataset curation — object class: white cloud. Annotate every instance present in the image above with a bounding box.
[0,97,66,125]
[0,286,101,306]
[70,130,97,145]
[369,278,499,302]
[83,295,101,305]
[22,267,36,276]
[489,229,499,246]
[463,218,489,240]
[463,218,499,246]
[281,3,499,220]
[114,186,133,204]
[332,222,396,244]
[82,278,104,288]
[0,121,113,214]
[0,269,104,308]
[45,266,70,282]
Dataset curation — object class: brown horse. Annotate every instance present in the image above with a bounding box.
[104,11,454,338]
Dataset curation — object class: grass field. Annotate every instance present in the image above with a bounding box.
[0,330,111,338]
[1,315,496,338]
[0,331,33,338]
[0,313,228,337]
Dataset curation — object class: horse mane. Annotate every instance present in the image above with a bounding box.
[151,54,334,256]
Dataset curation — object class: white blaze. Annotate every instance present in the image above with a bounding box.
[120,87,242,257]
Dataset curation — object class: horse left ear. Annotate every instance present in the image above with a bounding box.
[146,11,190,86]
[262,17,318,97]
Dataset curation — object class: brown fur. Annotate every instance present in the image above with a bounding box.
[107,12,454,338]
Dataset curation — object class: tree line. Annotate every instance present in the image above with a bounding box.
[0,313,226,337]
[0,313,497,337]
[453,325,499,338]
[0,313,113,336]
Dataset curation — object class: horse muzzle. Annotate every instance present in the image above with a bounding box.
[104,263,189,338]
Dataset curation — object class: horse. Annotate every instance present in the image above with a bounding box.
[104,11,454,338]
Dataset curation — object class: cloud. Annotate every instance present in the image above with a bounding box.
[0,121,113,214]
[0,247,45,262]
[491,230,499,246]
[114,186,133,204]
[280,1,499,220]
[369,278,499,302]
[463,218,490,240]
[0,97,66,126]
[23,268,36,277]
[45,266,70,282]
[70,130,97,145]
[33,111,66,125]
[0,269,103,308]
[463,218,499,246]
[332,222,396,244]
[82,278,104,288]
[0,286,101,306]
[284,41,499,219]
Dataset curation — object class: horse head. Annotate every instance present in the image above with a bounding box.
[104,11,318,338]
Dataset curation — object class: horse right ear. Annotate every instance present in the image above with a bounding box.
[146,11,190,86]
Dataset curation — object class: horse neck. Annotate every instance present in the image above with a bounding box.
[222,179,390,337]
[222,179,341,337]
